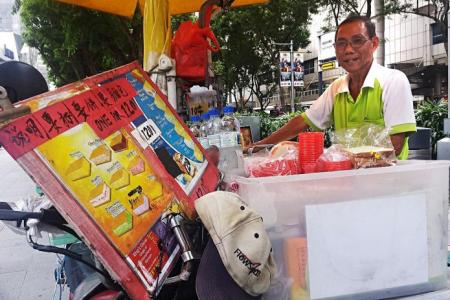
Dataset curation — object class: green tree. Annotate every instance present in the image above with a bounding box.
[318,0,448,54]
[211,0,319,111]
[415,99,447,157]
[16,0,143,87]
[317,0,366,31]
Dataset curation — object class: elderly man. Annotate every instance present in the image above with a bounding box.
[252,15,416,159]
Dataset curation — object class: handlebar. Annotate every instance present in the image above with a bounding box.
[0,209,43,222]
[0,202,67,225]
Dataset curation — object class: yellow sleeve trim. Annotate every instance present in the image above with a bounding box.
[389,123,417,136]
[301,112,322,132]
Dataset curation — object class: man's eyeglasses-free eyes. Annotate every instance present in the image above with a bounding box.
[333,37,370,50]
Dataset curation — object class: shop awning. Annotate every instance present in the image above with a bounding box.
[169,0,268,15]
[56,0,141,18]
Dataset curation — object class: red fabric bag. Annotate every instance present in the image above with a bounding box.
[171,11,220,82]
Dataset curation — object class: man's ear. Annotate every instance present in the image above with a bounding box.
[371,35,380,50]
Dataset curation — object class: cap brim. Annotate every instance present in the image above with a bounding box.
[196,239,262,300]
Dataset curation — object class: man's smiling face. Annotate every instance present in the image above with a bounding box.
[335,20,379,75]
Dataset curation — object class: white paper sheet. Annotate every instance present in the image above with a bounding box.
[305,193,428,299]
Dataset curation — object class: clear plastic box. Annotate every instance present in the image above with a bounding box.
[236,160,450,300]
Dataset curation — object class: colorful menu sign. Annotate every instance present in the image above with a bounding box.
[0,62,219,296]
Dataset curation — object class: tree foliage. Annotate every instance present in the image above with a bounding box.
[211,0,318,111]
[318,0,448,54]
[415,99,447,156]
[17,0,143,87]
[317,0,370,31]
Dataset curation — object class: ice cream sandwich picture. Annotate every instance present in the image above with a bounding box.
[110,133,128,152]
[105,201,133,236]
[110,168,130,190]
[89,183,111,207]
[127,155,145,176]
[89,144,112,165]
[65,156,92,181]
[128,185,150,216]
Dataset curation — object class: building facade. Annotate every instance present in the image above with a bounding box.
[298,2,448,104]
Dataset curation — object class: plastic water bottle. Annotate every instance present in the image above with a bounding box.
[208,108,222,135]
[197,113,210,149]
[189,115,201,137]
[221,106,240,132]
[207,108,222,147]
[220,106,240,147]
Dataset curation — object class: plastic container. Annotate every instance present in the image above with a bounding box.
[236,160,450,300]
[298,132,324,173]
[218,146,242,171]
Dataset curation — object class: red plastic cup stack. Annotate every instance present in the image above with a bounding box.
[298,132,324,173]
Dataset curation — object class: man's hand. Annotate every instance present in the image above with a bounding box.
[245,115,309,154]
[205,145,220,166]
[390,133,405,156]
[243,143,273,155]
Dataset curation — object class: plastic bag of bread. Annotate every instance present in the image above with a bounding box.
[244,141,299,177]
[332,124,396,168]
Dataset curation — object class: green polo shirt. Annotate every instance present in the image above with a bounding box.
[301,62,417,160]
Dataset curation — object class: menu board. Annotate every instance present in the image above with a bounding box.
[0,62,219,296]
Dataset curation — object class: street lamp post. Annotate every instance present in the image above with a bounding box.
[289,40,295,112]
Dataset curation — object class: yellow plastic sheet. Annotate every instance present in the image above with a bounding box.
[56,0,138,18]
[169,0,269,15]
[56,0,269,17]
[143,0,171,71]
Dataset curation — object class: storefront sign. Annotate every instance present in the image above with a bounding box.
[320,61,336,71]
[318,31,336,62]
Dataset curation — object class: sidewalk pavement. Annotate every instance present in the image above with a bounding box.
[0,148,65,300]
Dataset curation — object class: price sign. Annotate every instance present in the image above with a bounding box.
[0,115,49,158]
[136,119,161,145]
[100,78,137,104]
[66,91,103,123]
[35,102,79,138]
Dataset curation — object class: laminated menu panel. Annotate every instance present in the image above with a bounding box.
[0,61,219,298]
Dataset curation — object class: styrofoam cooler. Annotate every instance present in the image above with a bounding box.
[236,160,450,300]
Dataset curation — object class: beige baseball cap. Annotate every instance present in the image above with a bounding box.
[195,191,276,297]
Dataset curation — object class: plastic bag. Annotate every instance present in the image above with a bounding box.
[316,145,353,172]
[171,6,220,81]
[244,142,299,177]
[1,194,53,237]
[332,124,396,168]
